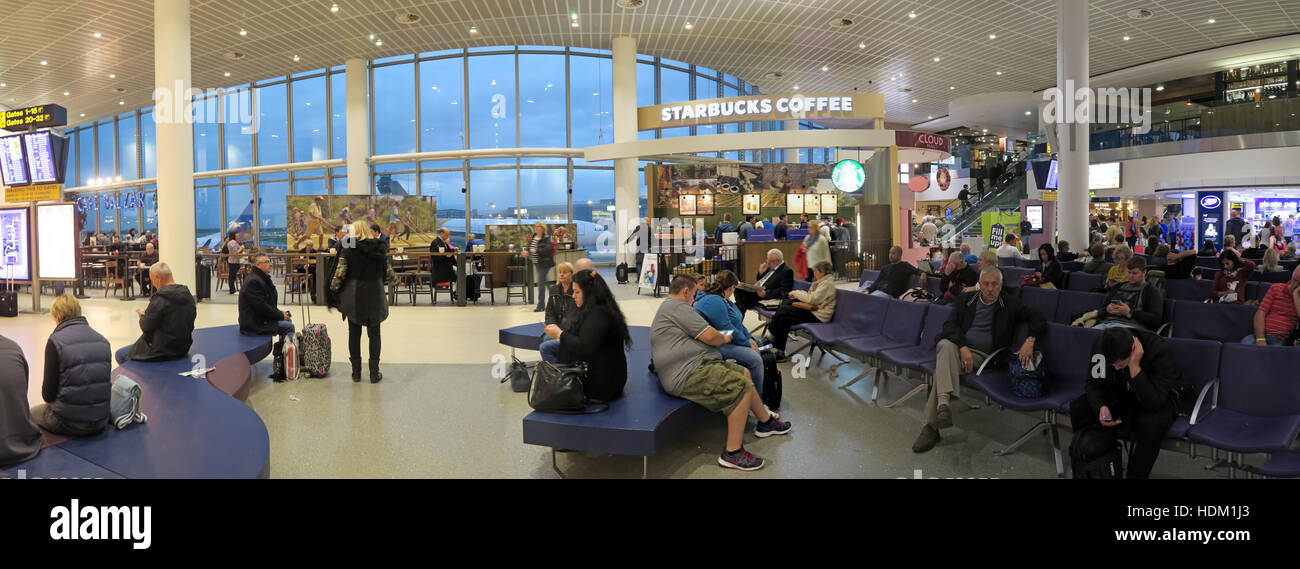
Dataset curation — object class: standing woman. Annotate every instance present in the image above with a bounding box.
[803,219,831,280]
[225,229,243,294]
[332,221,393,383]
[528,222,555,313]
[541,270,631,401]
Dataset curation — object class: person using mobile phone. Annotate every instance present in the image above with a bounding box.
[692,270,765,396]
[1069,327,1189,479]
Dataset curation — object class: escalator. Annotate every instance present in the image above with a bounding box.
[920,160,1030,247]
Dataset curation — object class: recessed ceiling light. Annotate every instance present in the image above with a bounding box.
[821,65,829,72]
[684,22,693,30]
[912,98,918,103]
[927,115,933,119]
[793,85,799,90]
[908,11,917,19]
[375,40,383,46]
[469,26,478,34]
[982,129,988,133]
[890,76,896,81]
[63,91,69,96]
[1207,18,1216,24]
[108,73,115,78]
[996,71,1003,75]
[949,86,955,90]
[79,113,84,117]
[1156,84,1165,91]
[932,57,941,62]
[1122,35,1131,41]
[239,28,247,36]
[293,55,300,61]
[330,3,339,12]
[571,21,579,28]
[92,32,102,38]
[368,33,375,40]
[858,42,865,49]
[40,60,47,65]
[988,34,996,39]
[0,83,5,87]
[224,72,231,77]
[1025,111,1032,115]
[118,101,124,105]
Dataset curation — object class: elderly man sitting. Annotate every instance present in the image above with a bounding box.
[136,242,159,295]
[115,263,197,365]
[913,267,1047,453]
[733,248,794,313]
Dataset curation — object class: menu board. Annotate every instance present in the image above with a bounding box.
[697,193,715,215]
[0,207,31,281]
[0,135,29,186]
[37,203,76,279]
[820,194,838,214]
[678,194,697,215]
[23,132,57,184]
[742,194,761,214]
[1089,162,1121,190]
[804,194,821,214]
[786,193,804,214]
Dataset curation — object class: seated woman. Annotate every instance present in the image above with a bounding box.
[1211,250,1255,304]
[1198,239,1217,257]
[1260,247,1285,273]
[1082,244,1111,275]
[541,270,631,402]
[1283,241,1298,261]
[1103,245,1133,290]
[767,261,838,361]
[539,262,577,363]
[30,295,112,437]
[693,270,765,396]
[1149,244,1170,267]
[1222,234,1239,257]
[0,333,42,466]
[1034,243,1064,289]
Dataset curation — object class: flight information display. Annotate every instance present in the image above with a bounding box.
[0,135,28,186]
[23,132,57,184]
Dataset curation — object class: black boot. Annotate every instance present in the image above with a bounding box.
[369,360,383,383]
[350,358,362,382]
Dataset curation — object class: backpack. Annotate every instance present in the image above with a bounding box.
[109,375,148,430]
[760,349,782,410]
[1009,352,1047,397]
[615,263,629,284]
[1070,425,1124,479]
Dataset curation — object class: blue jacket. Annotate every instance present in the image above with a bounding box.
[714,221,735,244]
[693,291,752,346]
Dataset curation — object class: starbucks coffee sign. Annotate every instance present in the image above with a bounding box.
[638,92,884,131]
[831,160,865,192]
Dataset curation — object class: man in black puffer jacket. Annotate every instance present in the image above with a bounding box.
[239,254,293,337]
[31,295,112,437]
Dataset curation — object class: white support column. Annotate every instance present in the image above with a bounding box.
[154,0,195,287]
[1056,0,1089,249]
[346,58,369,195]
[612,36,639,265]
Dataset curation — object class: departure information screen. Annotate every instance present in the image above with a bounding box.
[23,132,56,184]
[0,135,28,186]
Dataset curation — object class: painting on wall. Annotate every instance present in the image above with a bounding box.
[286,196,437,251]
[697,192,715,215]
[679,194,697,215]
[742,194,761,214]
[485,223,578,253]
[763,164,806,193]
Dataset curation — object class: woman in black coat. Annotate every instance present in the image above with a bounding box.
[541,270,631,401]
[1035,243,1065,289]
[332,221,394,383]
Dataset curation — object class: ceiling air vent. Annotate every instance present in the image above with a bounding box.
[1127,8,1154,20]
[898,88,912,93]
[763,71,785,79]
[829,17,854,28]
[616,0,646,9]
[223,51,246,61]
[395,13,421,24]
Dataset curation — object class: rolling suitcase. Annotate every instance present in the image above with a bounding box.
[194,260,211,302]
[295,293,332,377]
[0,267,16,317]
[760,349,782,410]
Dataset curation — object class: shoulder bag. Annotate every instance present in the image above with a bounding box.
[528,361,608,413]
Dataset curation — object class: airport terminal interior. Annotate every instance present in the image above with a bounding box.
[3,0,1300,479]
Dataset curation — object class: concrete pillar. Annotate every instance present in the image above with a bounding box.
[345,58,369,195]
[154,0,195,287]
[611,36,638,264]
[1056,0,1089,250]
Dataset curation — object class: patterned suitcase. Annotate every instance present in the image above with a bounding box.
[296,292,331,377]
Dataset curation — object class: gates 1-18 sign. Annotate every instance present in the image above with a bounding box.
[2,104,68,131]
[831,159,865,192]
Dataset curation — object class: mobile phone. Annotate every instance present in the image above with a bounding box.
[718,329,734,336]
[757,344,773,351]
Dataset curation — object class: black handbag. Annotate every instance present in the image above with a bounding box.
[501,356,532,393]
[528,361,607,414]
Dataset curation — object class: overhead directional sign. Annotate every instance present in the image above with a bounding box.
[2,104,68,131]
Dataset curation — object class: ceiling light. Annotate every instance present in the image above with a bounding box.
[118,101,124,105]
[92,32,102,38]
[982,129,988,133]
[988,34,996,39]
[949,86,955,90]
[63,91,69,96]
[330,3,339,12]
[0,83,5,87]
[911,99,918,103]
[224,72,231,77]
[79,113,84,117]
[40,60,47,65]
[1025,111,1032,115]
[932,57,941,62]
[108,74,115,78]
[1122,35,1131,41]
[908,11,917,19]
[571,21,579,28]
[469,26,478,34]
[858,42,865,49]
[375,40,383,46]
[996,71,1003,75]
[1207,18,1216,24]
[927,115,933,119]
[793,85,799,91]
[293,55,300,61]
[368,33,375,40]
[821,65,829,72]
[239,28,247,36]
[1155,84,1164,91]
[890,76,896,81]
[684,22,693,30]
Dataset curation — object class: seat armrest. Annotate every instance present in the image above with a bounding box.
[975,347,1009,375]
[1189,379,1218,426]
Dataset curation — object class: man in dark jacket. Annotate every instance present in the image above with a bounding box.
[31,295,111,437]
[714,213,735,244]
[136,243,159,295]
[1225,208,1246,247]
[733,248,794,313]
[1096,256,1164,332]
[1070,327,1189,478]
[0,334,41,467]
[868,246,927,298]
[913,267,1046,453]
[239,254,293,337]
[116,262,197,364]
[958,185,971,210]
[774,214,789,241]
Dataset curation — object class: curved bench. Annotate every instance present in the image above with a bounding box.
[3,325,273,479]
[507,324,711,478]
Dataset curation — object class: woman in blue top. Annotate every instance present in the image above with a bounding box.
[693,270,763,395]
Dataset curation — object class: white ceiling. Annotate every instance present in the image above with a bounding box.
[3,0,1300,130]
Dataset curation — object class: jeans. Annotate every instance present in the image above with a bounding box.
[718,343,763,396]
[114,346,130,365]
[348,321,381,362]
[539,338,560,363]
[534,264,550,310]
[228,263,240,293]
[30,403,105,437]
[1240,334,1285,346]
[276,320,295,337]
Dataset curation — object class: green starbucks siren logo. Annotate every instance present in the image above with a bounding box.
[831,159,865,192]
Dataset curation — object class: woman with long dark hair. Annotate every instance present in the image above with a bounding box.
[694,270,765,395]
[542,271,631,401]
[331,220,392,382]
[1034,243,1064,289]
[1211,249,1255,304]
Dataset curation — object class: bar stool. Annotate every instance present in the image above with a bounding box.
[474,271,495,305]
[505,260,528,305]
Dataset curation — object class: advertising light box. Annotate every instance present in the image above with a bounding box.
[37,203,76,279]
[0,207,31,281]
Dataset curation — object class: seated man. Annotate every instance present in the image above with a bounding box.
[651,274,791,471]
[913,267,1045,453]
[1056,240,1078,262]
[766,261,837,361]
[115,263,197,364]
[1158,248,1198,280]
[429,227,458,294]
[136,243,159,295]
[1243,265,1300,346]
[1095,256,1164,332]
[1070,327,1189,478]
[867,245,926,298]
[1081,244,1111,275]
[733,248,793,313]
[573,257,597,277]
[239,254,294,338]
[939,252,978,302]
[0,333,41,467]
[960,243,979,266]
